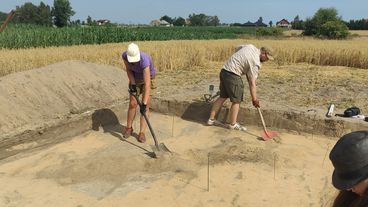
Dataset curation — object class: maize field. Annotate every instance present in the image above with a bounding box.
[0,24,256,49]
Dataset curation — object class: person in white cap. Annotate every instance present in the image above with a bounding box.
[207,44,274,131]
[122,43,156,143]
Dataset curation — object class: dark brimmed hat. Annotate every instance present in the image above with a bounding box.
[329,131,368,190]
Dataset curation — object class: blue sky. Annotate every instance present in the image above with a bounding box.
[1,0,367,24]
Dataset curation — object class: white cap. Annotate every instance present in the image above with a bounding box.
[127,43,140,63]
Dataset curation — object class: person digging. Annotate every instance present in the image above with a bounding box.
[207,44,274,130]
[122,43,156,143]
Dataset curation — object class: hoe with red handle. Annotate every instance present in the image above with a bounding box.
[257,107,279,140]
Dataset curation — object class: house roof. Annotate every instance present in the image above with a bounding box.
[276,19,290,25]
[160,20,170,25]
[243,21,256,26]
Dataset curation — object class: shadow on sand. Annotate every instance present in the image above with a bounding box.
[91,108,155,158]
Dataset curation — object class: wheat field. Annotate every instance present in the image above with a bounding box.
[0,38,367,113]
[0,38,368,77]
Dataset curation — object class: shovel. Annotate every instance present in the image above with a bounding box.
[129,90,171,158]
[257,107,279,141]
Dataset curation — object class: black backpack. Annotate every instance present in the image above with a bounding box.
[343,107,361,117]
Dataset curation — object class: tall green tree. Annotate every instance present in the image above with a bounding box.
[347,19,368,30]
[160,15,173,24]
[304,8,340,35]
[188,13,220,26]
[256,17,263,24]
[208,16,220,26]
[9,2,52,26]
[303,7,349,39]
[269,21,273,27]
[188,13,205,26]
[52,0,75,27]
[173,17,186,26]
[37,2,52,26]
[86,15,93,25]
[14,2,38,24]
[292,15,304,30]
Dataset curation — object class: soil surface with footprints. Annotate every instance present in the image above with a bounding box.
[0,61,358,207]
[0,113,337,207]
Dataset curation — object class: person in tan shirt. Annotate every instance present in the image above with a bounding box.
[207,44,274,130]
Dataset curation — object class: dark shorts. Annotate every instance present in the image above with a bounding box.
[219,69,244,103]
[134,77,156,96]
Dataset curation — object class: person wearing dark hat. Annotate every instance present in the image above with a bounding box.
[329,131,368,207]
[207,44,274,130]
[122,43,156,143]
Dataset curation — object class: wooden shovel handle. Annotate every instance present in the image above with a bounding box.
[129,91,159,149]
[257,107,268,133]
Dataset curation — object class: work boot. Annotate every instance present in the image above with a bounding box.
[137,132,146,143]
[228,123,247,131]
[123,127,133,138]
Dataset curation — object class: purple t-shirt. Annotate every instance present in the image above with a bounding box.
[122,51,156,80]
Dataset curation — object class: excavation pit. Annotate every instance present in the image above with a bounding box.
[1,61,367,207]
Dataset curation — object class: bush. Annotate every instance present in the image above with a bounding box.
[256,27,284,37]
[320,21,349,39]
[303,8,349,39]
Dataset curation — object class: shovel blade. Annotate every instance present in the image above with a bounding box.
[150,143,172,158]
[261,130,279,141]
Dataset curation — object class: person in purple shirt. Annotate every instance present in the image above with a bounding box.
[122,43,156,143]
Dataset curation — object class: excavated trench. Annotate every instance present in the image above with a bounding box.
[0,61,367,206]
[0,104,340,206]
[2,96,367,160]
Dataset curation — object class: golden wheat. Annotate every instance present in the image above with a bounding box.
[0,38,368,76]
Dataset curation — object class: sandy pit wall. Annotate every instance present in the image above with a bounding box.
[2,97,367,160]
[151,98,368,138]
[1,61,367,159]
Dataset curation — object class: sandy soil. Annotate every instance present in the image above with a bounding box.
[0,112,338,207]
[153,63,368,114]
[0,61,128,138]
[1,60,367,140]
[0,60,364,207]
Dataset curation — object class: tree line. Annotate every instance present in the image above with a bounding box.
[0,1,221,27]
[159,13,220,26]
[291,12,368,31]
[1,2,367,31]
[1,2,367,40]
[0,0,74,28]
[347,19,368,30]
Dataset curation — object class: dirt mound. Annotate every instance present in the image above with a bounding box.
[0,61,128,139]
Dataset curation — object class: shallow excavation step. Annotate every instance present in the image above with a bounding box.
[150,98,368,138]
[1,98,367,160]
[0,102,130,160]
